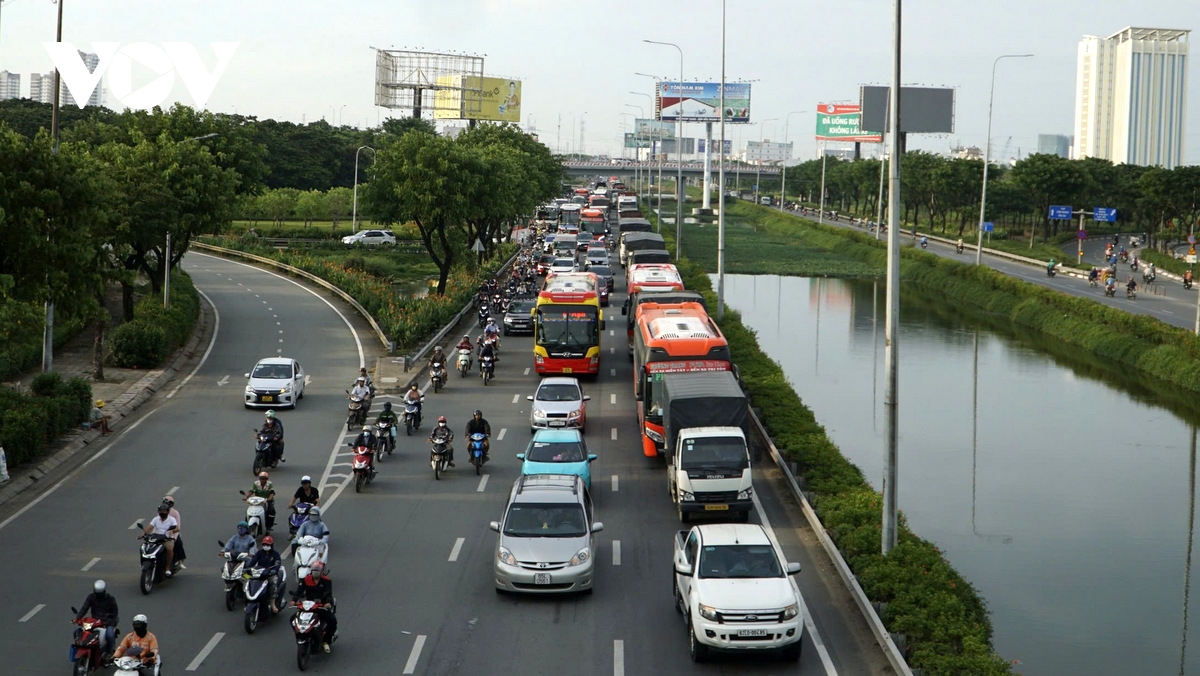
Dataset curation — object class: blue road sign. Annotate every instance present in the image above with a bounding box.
[1093,207,1118,223]
[982,222,994,233]
[1077,230,1087,240]
[1049,205,1073,220]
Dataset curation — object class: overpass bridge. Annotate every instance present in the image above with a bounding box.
[562,160,780,181]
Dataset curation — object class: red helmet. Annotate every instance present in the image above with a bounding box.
[437,415,447,423]
[261,536,274,546]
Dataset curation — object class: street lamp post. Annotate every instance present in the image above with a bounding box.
[644,39,684,260]
[42,0,65,373]
[780,111,806,212]
[717,0,728,320]
[755,118,777,205]
[631,81,661,219]
[976,53,1034,265]
[352,145,376,232]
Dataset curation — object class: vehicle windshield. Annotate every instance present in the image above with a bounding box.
[504,503,587,537]
[590,266,611,276]
[508,301,534,314]
[698,545,784,579]
[536,305,599,348]
[536,384,581,402]
[679,436,748,471]
[526,440,586,462]
[252,363,292,379]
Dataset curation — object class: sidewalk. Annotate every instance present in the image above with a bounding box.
[0,292,216,509]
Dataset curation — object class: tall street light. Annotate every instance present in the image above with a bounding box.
[755,118,778,204]
[352,145,376,232]
[631,82,661,217]
[780,111,806,212]
[976,53,1034,265]
[643,39,684,260]
[42,0,65,372]
[624,103,645,197]
[717,0,728,320]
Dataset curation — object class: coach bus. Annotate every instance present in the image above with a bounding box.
[534,272,605,376]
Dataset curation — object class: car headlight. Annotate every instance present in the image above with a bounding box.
[782,603,799,620]
[497,547,516,566]
[281,383,292,393]
[570,547,590,565]
[568,408,582,419]
[698,604,719,621]
[737,487,753,500]
[504,316,514,324]
[679,490,695,502]
[533,408,546,418]
[645,427,664,444]
[245,385,253,394]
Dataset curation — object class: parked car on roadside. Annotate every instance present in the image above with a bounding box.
[341,230,396,246]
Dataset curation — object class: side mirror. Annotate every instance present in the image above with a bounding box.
[582,395,591,401]
[587,454,598,462]
[488,521,500,533]
[599,320,606,331]
[674,560,693,576]
[238,490,247,497]
[526,395,535,401]
[786,562,802,575]
[135,521,144,529]
[244,373,250,378]
[516,454,526,461]
[72,606,79,614]
[591,522,604,533]
[218,540,225,547]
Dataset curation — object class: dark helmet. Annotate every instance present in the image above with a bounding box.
[473,409,482,418]
[383,401,392,410]
[157,504,169,516]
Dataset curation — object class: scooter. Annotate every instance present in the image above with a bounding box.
[480,355,495,385]
[243,564,286,634]
[376,419,396,456]
[920,238,928,249]
[457,349,472,378]
[218,544,250,611]
[111,654,159,675]
[1046,267,1057,277]
[288,504,313,554]
[955,242,964,254]
[134,525,181,596]
[1127,286,1137,299]
[350,443,376,493]
[70,610,114,674]
[430,360,446,393]
[404,398,423,435]
[252,428,277,476]
[430,438,451,480]
[345,392,366,431]
[477,306,490,329]
[239,491,269,538]
[292,534,328,581]
[1185,277,1194,291]
[1104,284,1117,297]
[291,599,336,671]
[468,432,488,476]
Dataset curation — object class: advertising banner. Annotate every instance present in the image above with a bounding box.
[634,118,675,140]
[624,133,650,149]
[814,103,882,142]
[696,138,733,154]
[657,82,751,123]
[433,76,522,122]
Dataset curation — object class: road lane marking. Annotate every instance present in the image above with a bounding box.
[185,632,225,671]
[166,486,179,496]
[216,375,229,387]
[511,394,519,404]
[610,393,616,405]
[611,475,619,492]
[448,537,466,562]
[81,557,101,572]
[610,369,616,377]
[497,428,507,441]
[277,349,282,353]
[276,321,280,325]
[279,330,283,334]
[19,604,45,622]
[524,367,530,376]
[610,347,615,354]
[611,428,617,440]
[238,282,243,286]
[279,338,284,343]
[254,293,259,297]
[609,329,614,336]
[477,475,489,492]
[167,287,220,399]
[612,540,621,566]
[613,640,624,676]
[403,635,427,674]
[128,521,141,530]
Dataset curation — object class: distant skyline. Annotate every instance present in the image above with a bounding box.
[0,0,1195,164]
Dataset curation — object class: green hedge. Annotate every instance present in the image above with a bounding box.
[0,370,92,465]
[109,272,201,369]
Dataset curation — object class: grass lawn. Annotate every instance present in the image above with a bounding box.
[226,220,409,239]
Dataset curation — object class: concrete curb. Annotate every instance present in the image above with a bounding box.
[0,292,215,510]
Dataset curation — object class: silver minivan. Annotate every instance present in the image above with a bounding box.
[489,474,603,594]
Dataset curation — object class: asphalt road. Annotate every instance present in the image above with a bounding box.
[0,250,887,674]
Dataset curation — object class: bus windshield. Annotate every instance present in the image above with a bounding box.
[536,305,600,348]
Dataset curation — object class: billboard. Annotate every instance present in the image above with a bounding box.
[434,75,522,122]
[697,139,733,154]
[634,118,675,140]
[656,82,751,123]
[624,133,650,149]
[815,104,882,142]
[859,86,955,134]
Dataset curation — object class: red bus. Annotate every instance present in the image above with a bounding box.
[633,302,732,457]
[534,272,605,376]
[623,264,684,352]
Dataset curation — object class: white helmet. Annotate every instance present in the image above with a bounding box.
[132,614,148,625]
[363,425,373,433]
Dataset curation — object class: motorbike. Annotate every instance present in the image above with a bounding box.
[480,355,495,385]
[70,610,113,675]
[350,442,376,493]
[239,491,269,537]
[1131,260,1139,271]
[468,432,488,475]
[477,306,490,328]
[1046,267,1057,277]
[111,655,158,675]
[481,334,500,355]
[1127,286,1137,299]
[457,349,472,378]
[1186,277,1194,290]
[376,419,396,456]
[404,398,423,435]
[1143,271,1156,284]
[920,238,928,249]
[292,599,336,671]
[293,534,328,581]
[1119,251,1129,262]
[134,525,181,595]
[430,438,451,480]
[1104,284,1117,297]
[218,544,250,611]
[1089,276,1099,287]
[430,359,446,393]
[243,564,286,634]
[252,428,277,476]
[345,392,367,431]
[955,242,964,254]
[288,504,313,554]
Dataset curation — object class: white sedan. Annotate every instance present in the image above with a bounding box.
[341,229,396,246]
[245,357,305,409]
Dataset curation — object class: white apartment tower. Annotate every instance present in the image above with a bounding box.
[61,51,103,108]
[0,71,20,100]
[1074,27,1189,169]
[29,72,56,104]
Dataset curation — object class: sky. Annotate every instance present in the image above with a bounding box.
[0,0,1196,165]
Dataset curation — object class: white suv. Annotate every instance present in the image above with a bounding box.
[341,229,396,246]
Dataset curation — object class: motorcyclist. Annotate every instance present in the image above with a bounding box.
[287,476,320,509]
[349,377,372,414]
[402,384,423,423]
[293,561,337,654]
[430,415,455,467]
[247,471,277,532]
[140,503,178,576]
[351,425,378,475]
[478,339,497,373]
[75,579,119,657]
[376,401,401,441]
[920,235,928,248]
[956,237,964,253]
[1186,269,1194,289]
[428,346,447,378]
[295,506,330,565]
[456,335,474,371]
[1127,278,1138,295]
[246,535,284,614]
[357,367,374,394]
[1088,267,1099,284]
[464,409,492,463]
[221,521,258,559]
[1105,275,1117,293]
[1046,258,1056,274]
[262,410,284,462]
[160,496,186,563]
[484,317,500,341]
[113,614,161,675]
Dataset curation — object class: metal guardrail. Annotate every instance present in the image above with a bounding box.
[191,241,392,352]
[746,407,913,675]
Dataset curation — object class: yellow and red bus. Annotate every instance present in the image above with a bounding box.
[534,272,605,376]
[633,302,732,457]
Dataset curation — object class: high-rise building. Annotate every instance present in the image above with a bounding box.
[61,51,103,108]
[29,71,56,104]
[1073,27,1189,168]
[1037,134,1073,158]
[0,71,20,100]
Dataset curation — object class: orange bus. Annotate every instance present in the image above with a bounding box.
[534,272,605,376]
[633,302,732,457]
[623,264,685,352]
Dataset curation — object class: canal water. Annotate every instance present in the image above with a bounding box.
[720,274,1200,675]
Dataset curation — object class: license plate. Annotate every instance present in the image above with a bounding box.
[738,628,768,637]
[261,396,275,403]
[550,421,566,427]
[562,368,573,373]
[534,573,551,585]
[704,504,729,511]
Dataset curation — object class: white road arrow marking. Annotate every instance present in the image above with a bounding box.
[217,375,229,387]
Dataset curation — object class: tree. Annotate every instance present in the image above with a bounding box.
[259,189,298,227]
[294,190,328,227]
[326,187,352,230]
[1009,154,1087,238]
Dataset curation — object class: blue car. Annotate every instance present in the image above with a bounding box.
[518,429,597,489]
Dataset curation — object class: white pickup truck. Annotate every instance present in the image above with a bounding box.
[672,524,803,662]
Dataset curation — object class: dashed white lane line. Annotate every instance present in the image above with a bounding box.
[81,557,101,572]
[523,367,530,376]
[511,394,519,404]
[610,428,617,440]
[267,307,273,311]
[612,540,621,566]
[614,639,625,676]
[279,338,284,343]
[610,347,615,354]
[477,475,489,492]
[185,632,225,671]
[448,537,466,562]
[497,428,507,441]
[166,486,179,496]
[610,393,616,405]
[237,282,243,286]
[128,521,141,530]
[403,635,427,674]
[610,368,616,377]
[611,475,619,492]
[18,604,45,622]
[279,330,283,334]
[609,329,614,336]
[276,321,281,325]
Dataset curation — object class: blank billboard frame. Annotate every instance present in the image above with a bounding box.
[859,86,955,134]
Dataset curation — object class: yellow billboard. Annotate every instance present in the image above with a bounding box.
[433,76,521,122]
